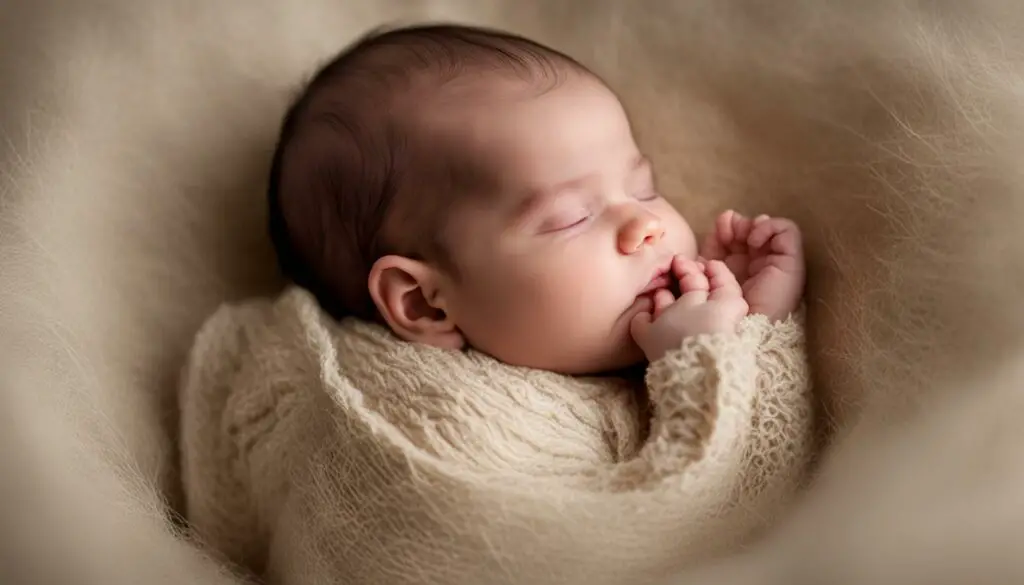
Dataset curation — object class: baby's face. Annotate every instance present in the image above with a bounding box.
[434,75,697,374]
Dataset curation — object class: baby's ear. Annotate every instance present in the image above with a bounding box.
[367,255,465,350]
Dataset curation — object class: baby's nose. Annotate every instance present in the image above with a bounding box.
[618,215,665,253]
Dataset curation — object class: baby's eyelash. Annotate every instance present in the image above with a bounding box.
[635,190,661,202]
[537,207,592,233]
[550,212,592,232]
[566,214,592,228]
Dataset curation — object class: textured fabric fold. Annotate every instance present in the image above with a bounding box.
[179,287,814,584]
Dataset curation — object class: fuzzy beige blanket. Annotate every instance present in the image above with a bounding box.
[179,287,812,584]
[5,1,1024,584]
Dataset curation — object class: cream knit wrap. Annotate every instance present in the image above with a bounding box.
[179,287,814,585]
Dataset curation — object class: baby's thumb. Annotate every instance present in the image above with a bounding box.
[630,312,652,346]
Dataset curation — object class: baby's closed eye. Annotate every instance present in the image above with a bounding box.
[540,205,592,232]
[633,189,660,202]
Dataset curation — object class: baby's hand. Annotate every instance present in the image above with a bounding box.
[700,210,757,284]
[630,258,748,363]
[701,211,805,322]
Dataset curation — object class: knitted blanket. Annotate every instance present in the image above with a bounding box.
[179,286,814,585]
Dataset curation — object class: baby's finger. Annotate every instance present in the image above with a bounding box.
[767,218,802,257]
[670,255,697,282]
[705,260,743,301]
[748,217,800,256]
[652,288,676,319]
[678,262,710,307]
[746,217,776,249]
[715,210,736,247]
[730,213,752,252]
[629,311,652,343]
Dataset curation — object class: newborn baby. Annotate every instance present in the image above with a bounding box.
[268,25,804,374]
[179,23,813,584]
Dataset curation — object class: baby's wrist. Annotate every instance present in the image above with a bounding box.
[643,325,739,362]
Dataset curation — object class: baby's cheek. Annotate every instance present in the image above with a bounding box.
[659,210,697,254]
[670,229,698,259]
[482,275,550,321]
[492,252,603,321]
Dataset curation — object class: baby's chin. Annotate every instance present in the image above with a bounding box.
[585,315,650,375]
[524,328,645,376]
[478,301,653,376]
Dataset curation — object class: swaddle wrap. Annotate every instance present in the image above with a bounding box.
[179,286,813,585]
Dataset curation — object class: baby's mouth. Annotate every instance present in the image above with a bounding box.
[638,274,672,297]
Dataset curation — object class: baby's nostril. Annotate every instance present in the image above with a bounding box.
[643,228,665,247]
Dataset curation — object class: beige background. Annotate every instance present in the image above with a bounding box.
[3,1,1024,583]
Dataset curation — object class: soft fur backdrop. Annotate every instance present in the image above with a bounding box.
[2,1,1024,583]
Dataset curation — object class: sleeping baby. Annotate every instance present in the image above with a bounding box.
[179,23,815,585]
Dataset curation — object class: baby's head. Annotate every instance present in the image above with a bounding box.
[269,24,696,374]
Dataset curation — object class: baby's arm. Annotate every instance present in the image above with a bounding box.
[609,315,813,523]
[611,260,757,488]
[727,310,814,509]
[635,321,761,484]
[613,263,814,510]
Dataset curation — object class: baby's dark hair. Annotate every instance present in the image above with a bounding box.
[267,23,591,321]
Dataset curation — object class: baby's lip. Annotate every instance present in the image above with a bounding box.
[637,259,674,296]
